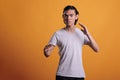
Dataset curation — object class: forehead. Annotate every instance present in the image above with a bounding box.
[63,9,76,14]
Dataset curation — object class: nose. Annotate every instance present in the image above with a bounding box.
[68,16,71,20]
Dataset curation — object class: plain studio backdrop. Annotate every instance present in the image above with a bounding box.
[0,0,120,80]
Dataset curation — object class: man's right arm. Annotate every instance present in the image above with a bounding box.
[43,44,55,57]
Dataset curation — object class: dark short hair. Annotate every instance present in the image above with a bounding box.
[63,5,79,25]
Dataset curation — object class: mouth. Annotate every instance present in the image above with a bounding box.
[66,20,71,23]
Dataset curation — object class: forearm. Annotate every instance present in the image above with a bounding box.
[86,32,99,52]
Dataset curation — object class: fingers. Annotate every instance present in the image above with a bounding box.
[78,23,86,29]
[78,22,88,34]
[81,29,84,33]
[44,44,54,53]
[44,48,49,54]
[44,45,50,52]
[44,44,52,49]
[78,23,85,31]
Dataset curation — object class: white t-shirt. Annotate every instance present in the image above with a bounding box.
[48,27,89,78]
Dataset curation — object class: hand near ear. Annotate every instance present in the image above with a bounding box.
[78,23,89,35]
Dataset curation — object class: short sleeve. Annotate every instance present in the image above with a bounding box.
[48,32,58,46]
[84,34,89,45]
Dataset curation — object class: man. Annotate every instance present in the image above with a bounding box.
[43,5,99,80]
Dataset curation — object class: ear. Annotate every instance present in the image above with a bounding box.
[75,15,79,20]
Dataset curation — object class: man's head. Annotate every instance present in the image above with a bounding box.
[63,5,79,26]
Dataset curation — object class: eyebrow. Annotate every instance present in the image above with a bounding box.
[63,14,74,16]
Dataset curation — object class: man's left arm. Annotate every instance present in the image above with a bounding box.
[79,23,99,52]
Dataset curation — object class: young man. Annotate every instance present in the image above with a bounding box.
[43,5,99,80]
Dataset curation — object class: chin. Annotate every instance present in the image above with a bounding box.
[67,23,73,26]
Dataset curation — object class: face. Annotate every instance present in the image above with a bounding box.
[63,9,78,26]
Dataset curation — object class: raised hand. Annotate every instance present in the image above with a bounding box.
[78,23,99,52]
[78,23,88,35]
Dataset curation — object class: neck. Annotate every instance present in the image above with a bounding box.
[65,25,76,32]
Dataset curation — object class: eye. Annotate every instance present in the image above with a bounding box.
[70,14,74,17]
[64,14,68,17]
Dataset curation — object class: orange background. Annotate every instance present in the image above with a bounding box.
[0,0,120,80]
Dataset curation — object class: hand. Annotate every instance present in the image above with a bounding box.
[44,44,53,54]
[43,44,54,57]
[78,23,88,35]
